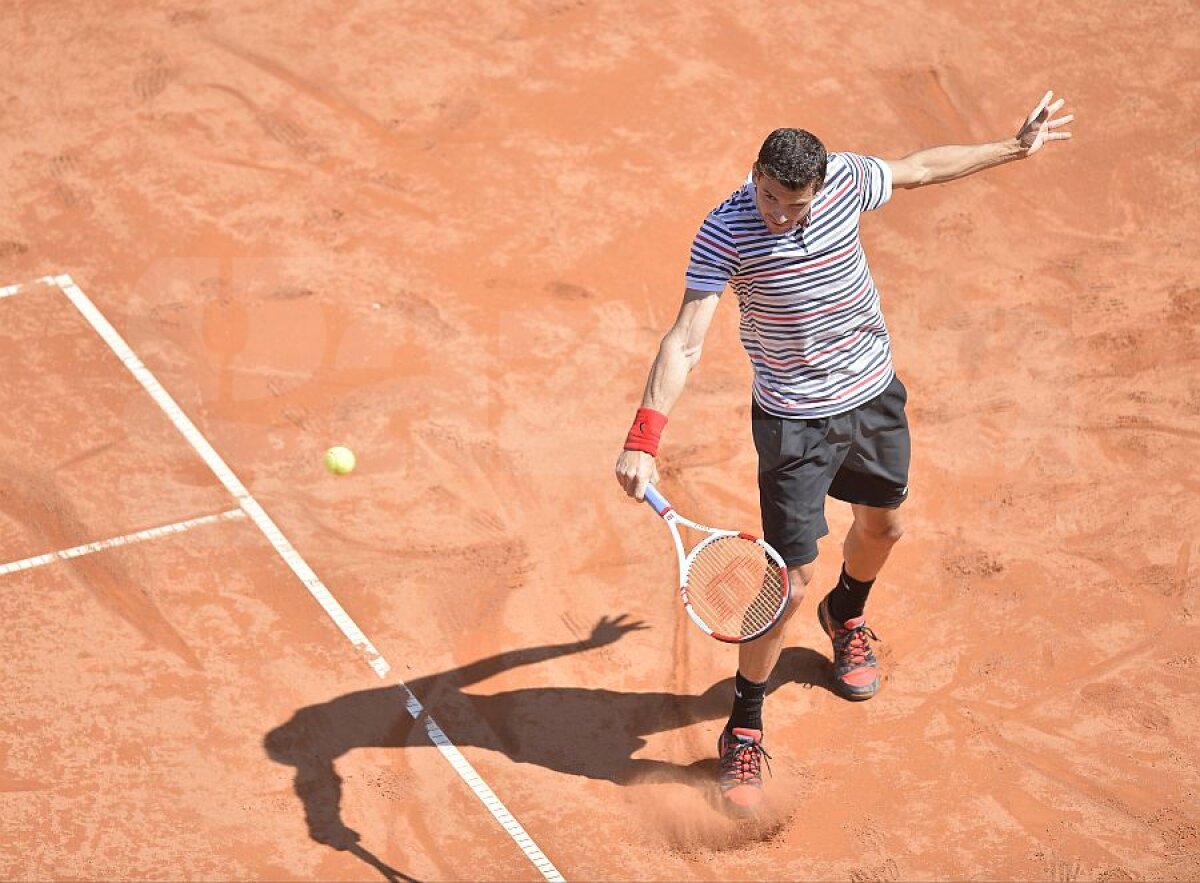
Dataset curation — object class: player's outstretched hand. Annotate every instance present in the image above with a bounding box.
[1017,90,1074,156]
[588,613,650,646]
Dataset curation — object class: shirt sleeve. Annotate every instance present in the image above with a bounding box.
[684,214,738,292]
[840,152,893,213]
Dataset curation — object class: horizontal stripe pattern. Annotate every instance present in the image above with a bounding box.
[685,153,895,418]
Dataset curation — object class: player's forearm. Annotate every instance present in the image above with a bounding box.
[640,330,699,415]
[900,138,1024,187]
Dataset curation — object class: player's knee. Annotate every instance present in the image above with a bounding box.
[860,516,904,547]
[784,562,815,609]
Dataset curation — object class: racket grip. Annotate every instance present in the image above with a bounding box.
[642,483,670,516]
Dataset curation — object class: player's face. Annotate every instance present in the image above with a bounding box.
[753,171,820,235]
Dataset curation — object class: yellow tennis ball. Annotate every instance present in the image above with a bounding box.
[324,445,356,475]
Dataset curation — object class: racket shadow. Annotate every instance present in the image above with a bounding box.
[263,620,833,878]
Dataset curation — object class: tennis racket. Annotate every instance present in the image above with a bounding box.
[642,483,790,643]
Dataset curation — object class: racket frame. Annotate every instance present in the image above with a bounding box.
[643,484,790,643]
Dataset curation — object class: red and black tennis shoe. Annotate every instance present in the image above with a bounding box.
[717,727,771,812]
[817,594,881,700]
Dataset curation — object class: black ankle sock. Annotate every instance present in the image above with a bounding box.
[827,565,875,623]
[725,670,768,733]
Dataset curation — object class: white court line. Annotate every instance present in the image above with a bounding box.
[47,274,391,673]
[0,509,246,577]
[45,274,565,882]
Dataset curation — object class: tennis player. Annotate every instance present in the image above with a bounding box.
[615,91,1072,811]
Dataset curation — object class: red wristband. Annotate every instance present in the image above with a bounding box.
[623,407,668,456]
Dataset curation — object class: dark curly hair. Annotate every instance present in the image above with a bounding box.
[755,128,827,191]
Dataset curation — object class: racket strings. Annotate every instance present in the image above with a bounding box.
[685,536,786,638]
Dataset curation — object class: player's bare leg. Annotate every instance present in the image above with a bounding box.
[718,561,814,811]
[818,504,904,699]
[842,503,904,582]
[738,562,814,683]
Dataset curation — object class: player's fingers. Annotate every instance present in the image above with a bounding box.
[1028,89,1052,122]
[1047,113,1074,128]
[1047,131,1072,141]
[1047,97,1066,115]
[619,473,640,500]
[633,476,648,501]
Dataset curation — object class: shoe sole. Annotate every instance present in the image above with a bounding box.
[817,597,880,701]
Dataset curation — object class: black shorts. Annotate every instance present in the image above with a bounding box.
[752,374,911,566]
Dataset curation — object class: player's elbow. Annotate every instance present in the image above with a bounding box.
[890,157,932,189]
[896,166,932,189]
[661,329,703,372]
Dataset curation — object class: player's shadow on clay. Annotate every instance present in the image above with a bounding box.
[263,614,832,880]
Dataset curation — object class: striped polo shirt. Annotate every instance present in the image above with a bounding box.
[685,152,894,419]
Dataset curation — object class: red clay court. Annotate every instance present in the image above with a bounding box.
[1,2,1197,880]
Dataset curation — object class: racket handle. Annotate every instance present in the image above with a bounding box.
[642,483,670,516]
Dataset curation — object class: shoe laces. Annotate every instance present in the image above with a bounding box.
[833,621,880,666]
[722,736,773,785]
